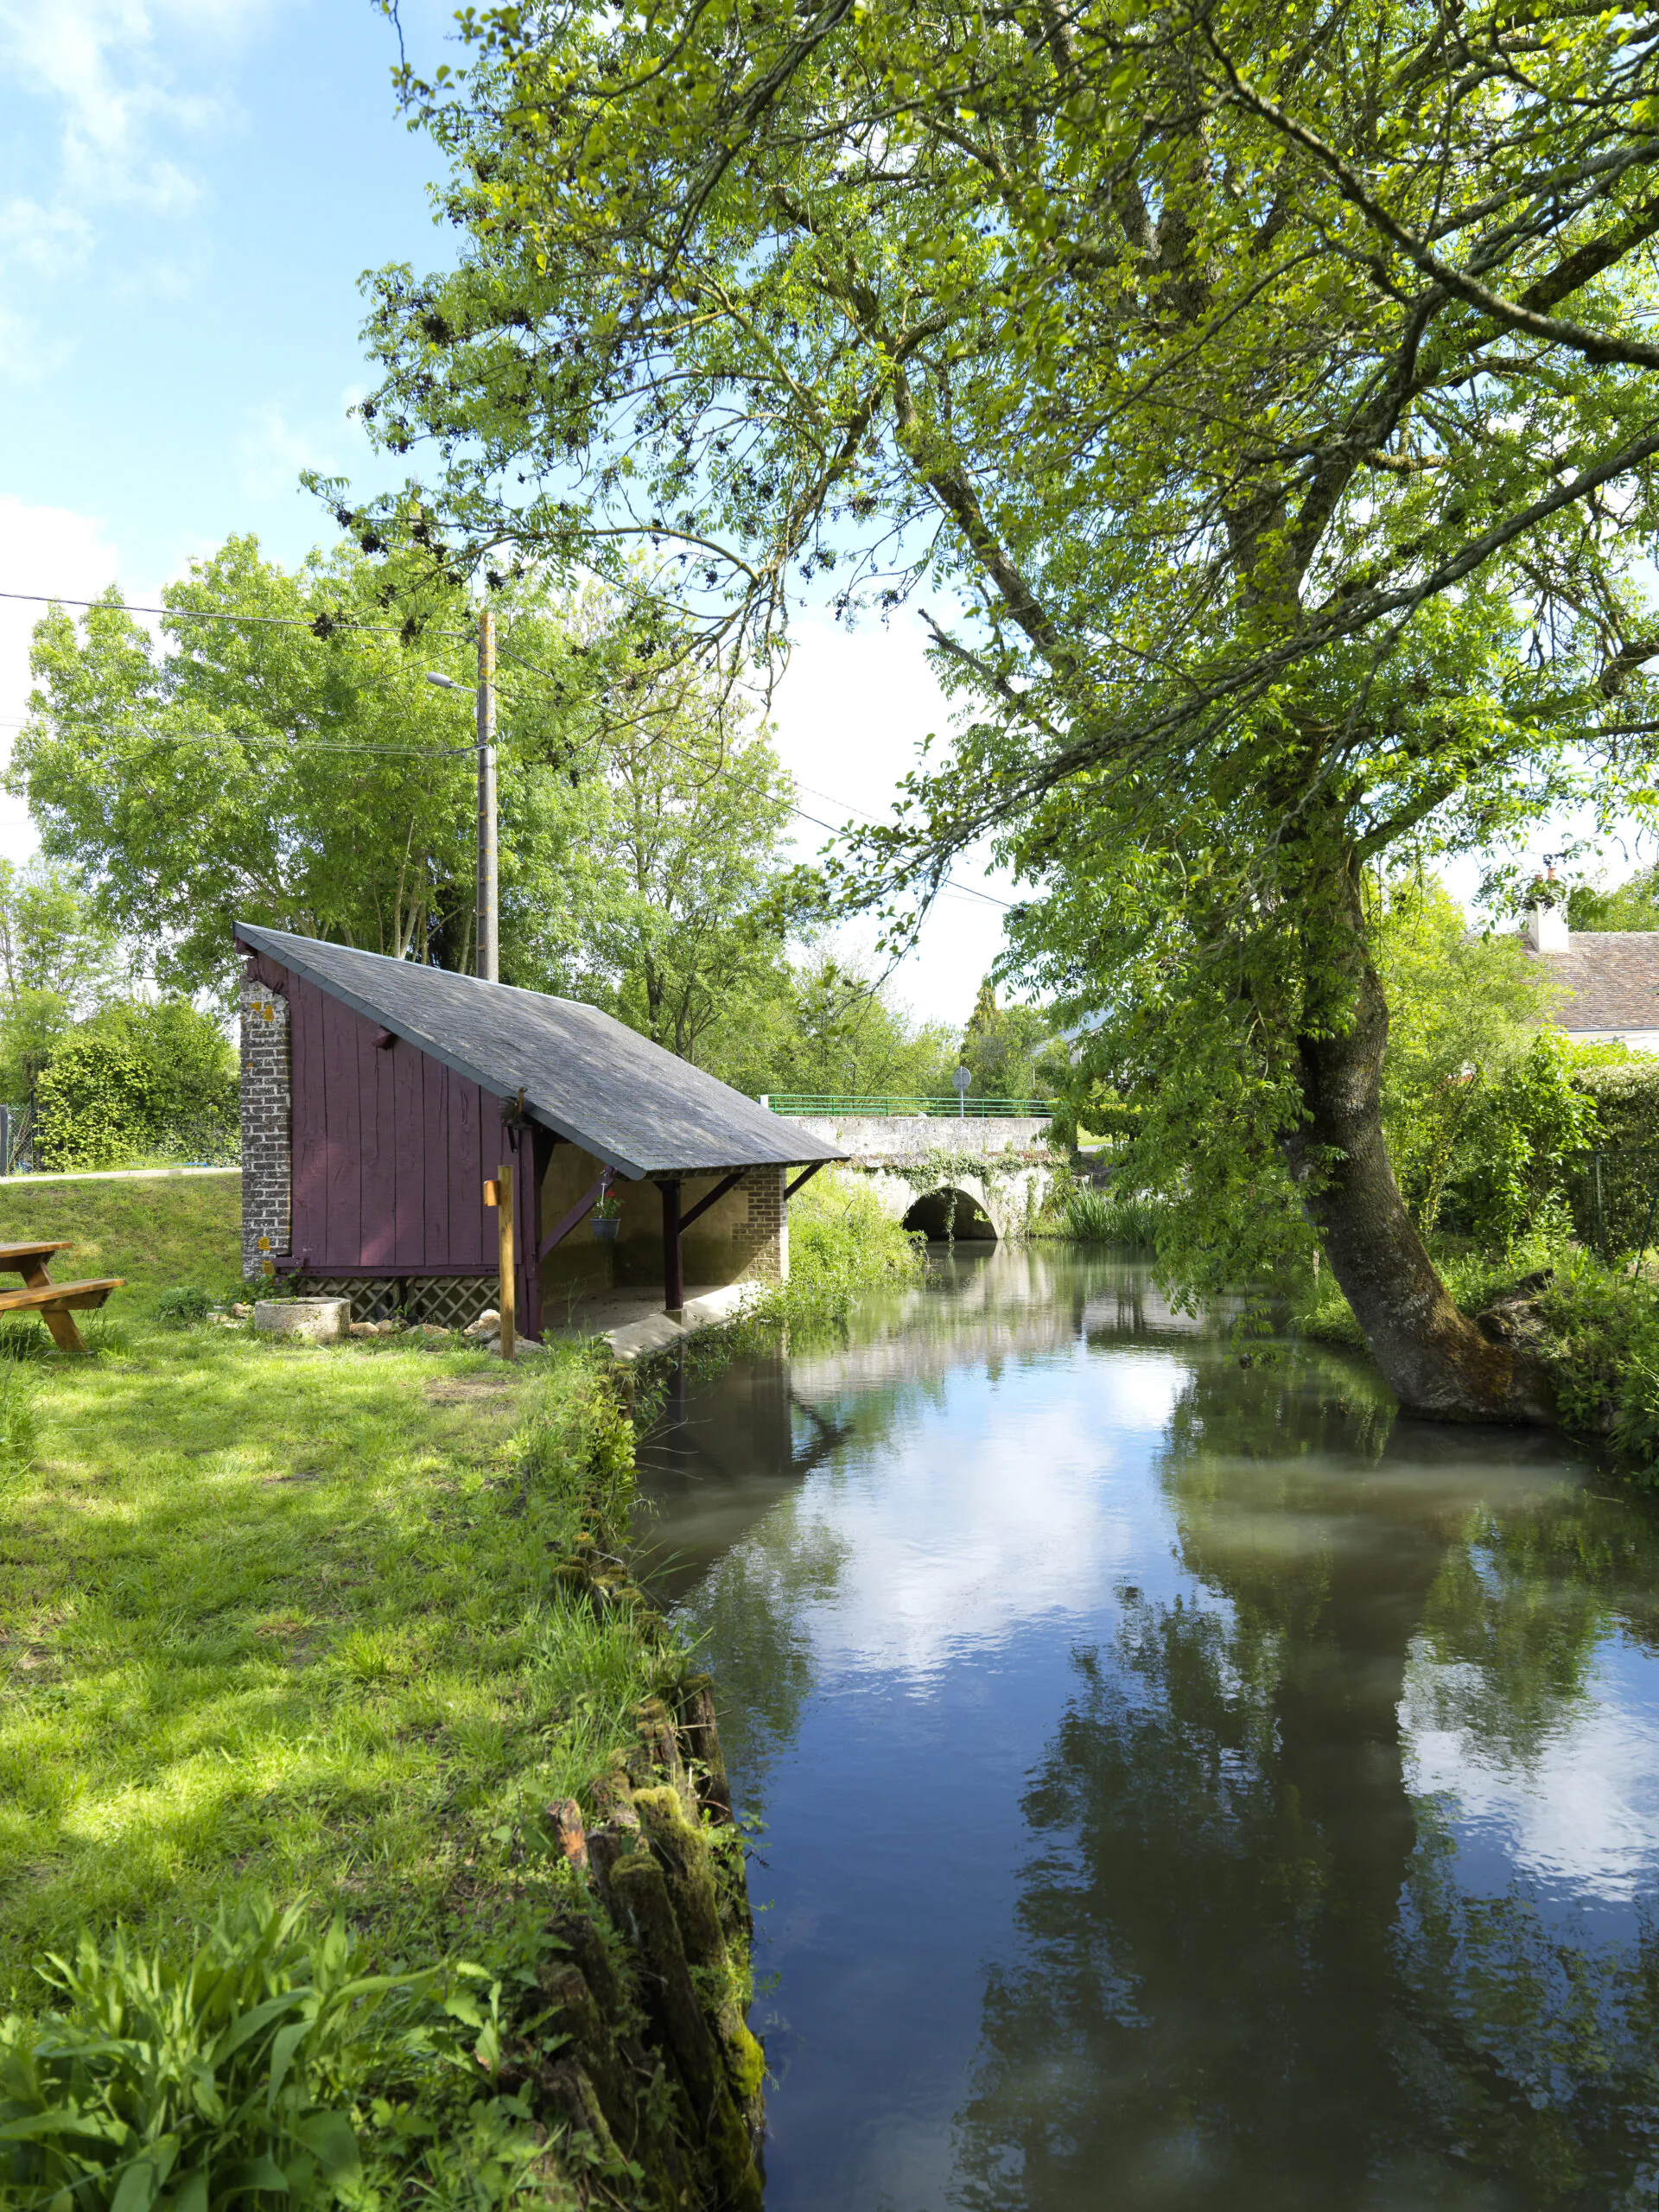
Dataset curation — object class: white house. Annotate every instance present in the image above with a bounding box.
[1521,897,1659,1052]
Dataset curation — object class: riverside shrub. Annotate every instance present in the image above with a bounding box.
[783,1171,924,1320]
[33,1002,238,1170]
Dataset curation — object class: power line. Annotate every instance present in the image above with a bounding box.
[6,601,1018,909]
[493,645,1019,912]
[0,588,474,643]
[792,782,1017,910]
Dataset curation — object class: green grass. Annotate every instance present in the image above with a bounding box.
[0,1231,670,2015]
[0,1172,245,1321]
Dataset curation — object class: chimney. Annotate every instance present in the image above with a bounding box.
[1522,868,1569,953]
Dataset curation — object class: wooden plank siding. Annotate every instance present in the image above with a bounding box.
[275,965,503,1274]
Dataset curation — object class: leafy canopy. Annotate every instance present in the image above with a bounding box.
[15,537,606,996]
[345,0,1659,1218]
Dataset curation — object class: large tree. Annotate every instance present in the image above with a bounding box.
[344,0,1659,1418]
[569,655,798,1058]
[15,537,605,994]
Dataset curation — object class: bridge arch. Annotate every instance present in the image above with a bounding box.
[901,1184,1000,1242]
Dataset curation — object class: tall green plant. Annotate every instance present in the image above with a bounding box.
[0,1901,454,2212]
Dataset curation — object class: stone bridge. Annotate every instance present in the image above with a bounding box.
[787,1115,1057,1241]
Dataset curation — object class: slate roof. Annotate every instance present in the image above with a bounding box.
[1527,931,1659,1032]
[234,923,847,1180]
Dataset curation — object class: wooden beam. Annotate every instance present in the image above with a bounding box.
[785,1160,828,1200]
[497,1156,515,1360]
[538,1176,607,1262]
[659,1179,684,1315]
[679,1167,745,1232]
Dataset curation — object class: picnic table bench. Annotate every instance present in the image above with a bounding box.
[0,1241,124,1354]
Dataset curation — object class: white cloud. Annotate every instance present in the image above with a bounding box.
[0,495,128,868]
[235,404,335,505]
[772,1349,1180,1684]
[0,0,274,302]
[0,302,71,381]
[0,195,93,271]
[1404,1644,1659,1902]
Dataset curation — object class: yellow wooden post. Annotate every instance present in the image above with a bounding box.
[497,1158,516,1360]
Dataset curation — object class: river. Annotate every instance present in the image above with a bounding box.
[634,1246,1659,2211]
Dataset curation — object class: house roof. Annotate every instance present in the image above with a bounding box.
[234,923,847,1180]
[1527,931,1659,1032]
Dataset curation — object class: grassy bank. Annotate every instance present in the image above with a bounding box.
[0,1325,663,1992]
[0,1177,718,2204]
[0,1172,245,1317]
[767,1167,925,1322]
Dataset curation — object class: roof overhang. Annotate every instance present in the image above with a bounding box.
[234,923,848,1181]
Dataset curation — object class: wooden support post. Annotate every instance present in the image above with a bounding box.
[497,1157,516,1358]
[518,1125,554,1344]
[659,1179,684,1317]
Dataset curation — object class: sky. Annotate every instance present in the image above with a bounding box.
[0,0,1014,1031]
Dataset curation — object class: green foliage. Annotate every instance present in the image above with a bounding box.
[156,1286,214,1326]
[706,946,957,1103]
[1570,1058,1659,1154]
[1376,877,1557,1230]
[15,539,605,997]
[1567,870,1659,933]
[345,0,1659,1402]
[1064,1186,1160,1249]
[958,978,1058,1102]
[570,671,798,1066]
[0,858,126,1103]
[1437,1038,1603,1250]
[35,1033,162,1172]
[33,1001,237,1171]
[772,1170,924,1324]
[0,1900,450,2212]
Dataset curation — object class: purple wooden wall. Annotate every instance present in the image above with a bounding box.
[253,955,502,1274]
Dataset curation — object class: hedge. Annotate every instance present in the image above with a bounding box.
[1566,1063,1659,1255]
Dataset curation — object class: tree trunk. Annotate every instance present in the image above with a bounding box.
[1290,962,1555,1425]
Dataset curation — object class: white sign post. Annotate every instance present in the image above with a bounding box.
[952,1065,971,1120]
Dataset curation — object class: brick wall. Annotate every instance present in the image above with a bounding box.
[733,1165,789,1283]
[240,980,291,1281]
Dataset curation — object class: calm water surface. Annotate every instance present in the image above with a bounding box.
[635,1249,1659,2212]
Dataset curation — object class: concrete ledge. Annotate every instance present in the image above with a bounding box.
[543,1280,766,1363]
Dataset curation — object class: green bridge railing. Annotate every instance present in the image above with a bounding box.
[760,1094,1055,1119]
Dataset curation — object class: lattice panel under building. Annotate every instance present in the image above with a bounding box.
[291,1276,500,1329]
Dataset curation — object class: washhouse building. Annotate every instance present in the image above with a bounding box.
[235,922,844,1338]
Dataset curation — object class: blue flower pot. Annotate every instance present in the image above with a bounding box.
[592,1216,620,1242]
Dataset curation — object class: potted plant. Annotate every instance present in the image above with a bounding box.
[591,1190,622,1242]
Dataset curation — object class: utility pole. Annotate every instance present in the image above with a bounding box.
[476,606,499,982]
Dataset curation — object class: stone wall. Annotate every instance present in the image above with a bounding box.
[613,1164,791,1290]
[789,1113,1052,1162]
[732,1164,788,1283]
[239,979,291,1281]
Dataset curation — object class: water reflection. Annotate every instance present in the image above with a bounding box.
[634,1251,1659,2211]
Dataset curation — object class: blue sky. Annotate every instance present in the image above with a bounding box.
[0,0,1011,1027]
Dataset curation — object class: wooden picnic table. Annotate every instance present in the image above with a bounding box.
[0,1240,124,1354]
